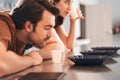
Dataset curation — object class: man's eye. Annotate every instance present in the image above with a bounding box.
[44,27,50,30]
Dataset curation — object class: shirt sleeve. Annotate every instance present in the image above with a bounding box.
[0,19,11,49]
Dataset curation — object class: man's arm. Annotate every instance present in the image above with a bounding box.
[0,42,43,77]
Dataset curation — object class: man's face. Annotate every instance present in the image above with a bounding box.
[29,10,55,47]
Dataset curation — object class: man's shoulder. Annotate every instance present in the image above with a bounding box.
[0,11,16,31]
[0,11,15,25]
[0,18,12,39]
[0,11,10,18]
[0,11,13,41]
[0,14,11,32]
[0,12,14,50]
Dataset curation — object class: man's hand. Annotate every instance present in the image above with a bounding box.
[37,37,57,48]
[27,51,43,66]
[45,37,57,44]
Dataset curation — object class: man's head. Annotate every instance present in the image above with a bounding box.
[10,0,60,47]
[10,0,59,30]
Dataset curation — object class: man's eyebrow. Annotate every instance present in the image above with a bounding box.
[44,25,54,28]
[68,0,72,1]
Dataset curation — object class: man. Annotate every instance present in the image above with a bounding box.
[0,0,60,77]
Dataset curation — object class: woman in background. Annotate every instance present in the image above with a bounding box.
[49,0,84,51]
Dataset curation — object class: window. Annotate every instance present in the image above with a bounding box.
[0,0,18,11]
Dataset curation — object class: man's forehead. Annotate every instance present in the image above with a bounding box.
[42,11,55,25]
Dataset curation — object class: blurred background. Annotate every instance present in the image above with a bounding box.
[0,0,120,51]
[0,0,17,11]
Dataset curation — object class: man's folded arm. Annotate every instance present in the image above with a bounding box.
[0,42,42,77]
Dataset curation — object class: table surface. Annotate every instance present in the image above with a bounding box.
[1,52,120,80]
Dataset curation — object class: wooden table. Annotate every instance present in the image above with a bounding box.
[1,52,120,80]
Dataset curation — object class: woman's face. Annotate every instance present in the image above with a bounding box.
[54,0,73,17]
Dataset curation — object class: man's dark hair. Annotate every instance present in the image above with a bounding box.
[10,0,60,30]
[53,0,60,3]
[46,0,60,3]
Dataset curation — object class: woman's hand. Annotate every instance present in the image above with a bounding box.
[70,8,84,21]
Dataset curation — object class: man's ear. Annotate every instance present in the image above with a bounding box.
[24,21,33,32]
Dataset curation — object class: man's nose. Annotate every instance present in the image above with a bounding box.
[47,29,52,37]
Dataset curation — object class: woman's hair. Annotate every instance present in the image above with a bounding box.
[47,0,64,28]
[54,16,64,28]
[10,0,60,30]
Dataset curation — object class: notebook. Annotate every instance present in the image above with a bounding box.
[92,47,120,51]
[68,55,104,66]
[18,72,66,80]
[80,50,115,56]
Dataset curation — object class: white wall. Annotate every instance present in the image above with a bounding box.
[80,0,99,4]
[99,0,120,27]
[98,0,120,46]
[81,0,120,27]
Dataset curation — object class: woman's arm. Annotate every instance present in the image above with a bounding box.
[55,8,84,51]
[55,23,75,51]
